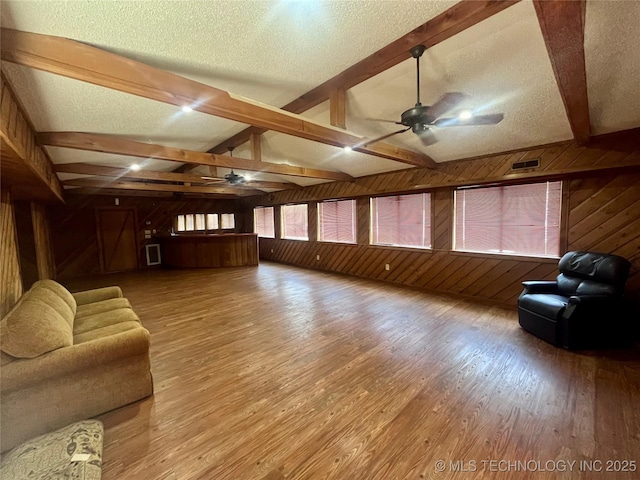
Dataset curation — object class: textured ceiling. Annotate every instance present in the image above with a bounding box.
[1,0,639,193]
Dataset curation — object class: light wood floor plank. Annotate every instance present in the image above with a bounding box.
[62,263,640,480]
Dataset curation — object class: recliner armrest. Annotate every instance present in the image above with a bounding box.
[521,281,558,294]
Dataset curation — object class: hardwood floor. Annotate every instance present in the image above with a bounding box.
[64,263,640,480]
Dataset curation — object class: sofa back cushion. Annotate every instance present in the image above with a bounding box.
[36,280,77,317]
[0,283,74,359]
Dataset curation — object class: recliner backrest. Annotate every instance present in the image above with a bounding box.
[556,251,631,296]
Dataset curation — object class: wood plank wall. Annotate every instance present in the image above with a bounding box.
[0,72,64,202]
[48,195,250,279]
[247,140,640,310]
[31,202,56,280]
[0,191,23,316]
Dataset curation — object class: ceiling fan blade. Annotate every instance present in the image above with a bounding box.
[364,117,403,124]
[360,127,411,147]
[417,128,438,146]
[427,92,466,121]
[201,176,226,184]
[434,113,504,127]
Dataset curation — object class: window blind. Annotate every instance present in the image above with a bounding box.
[254,207,275,238]
[281,204,308,240]
[206,214,218,230]
[220,213,235,229]
[371,193,431,249]
[454,181,562,257]
[318,199,356,244]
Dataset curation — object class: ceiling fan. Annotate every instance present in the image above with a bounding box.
[364,45,504,147]
[201,147,246,185]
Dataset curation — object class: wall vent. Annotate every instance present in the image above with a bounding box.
[512,158,540,170]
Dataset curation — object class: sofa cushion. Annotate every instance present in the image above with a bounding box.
[75,297,132,320]
[73,320,142,345]
[27,286,76,329]
[36,279,78,317]
[1,295,73,359]
[74,308,140,335]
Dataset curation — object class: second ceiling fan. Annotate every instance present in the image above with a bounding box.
[366,45,504,147]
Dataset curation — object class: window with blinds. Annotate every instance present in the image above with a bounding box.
[281,204,308,241]
[454,181,562,257]
[370,193,431,249]
[254,206,275,238]
[318,199,356,244]
[220,213,235,230]
[176,213,223,232]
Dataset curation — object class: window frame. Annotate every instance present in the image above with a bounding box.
[370,192,432,250]
[281,203,309,241]
[254,206,275,239]
[452,180,563,259]
[317,199,357,245]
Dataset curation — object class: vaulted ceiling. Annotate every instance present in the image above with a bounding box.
[1,0,639,199]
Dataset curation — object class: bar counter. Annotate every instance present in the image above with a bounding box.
[161,233,258,268]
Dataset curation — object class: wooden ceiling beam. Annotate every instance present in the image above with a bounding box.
[534,0,590,145]
[62,177,260,196]
[329,88,346,129]
[38,132,353,181]
[207,0,520,155]
[249,132,262,162]
[1,27,433,168]
[53,162,299,190]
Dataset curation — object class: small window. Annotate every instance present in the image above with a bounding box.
[318,199,356,244]
[254,207,275,238]
[371,193,431,249]
[177,214,186,232]
[453,181,562,257]
[220,213,235,230]
[206,214,219,230]
[195,214,206,230]
[281,204,308,241]
[185,214,195,231]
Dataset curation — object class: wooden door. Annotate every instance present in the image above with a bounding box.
[96,207,139,273]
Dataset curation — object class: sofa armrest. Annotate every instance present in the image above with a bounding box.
[72,286,123,305]
[521,281,558,294]
[0,327,149,392]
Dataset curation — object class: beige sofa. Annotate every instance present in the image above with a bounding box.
[0,280,153,453]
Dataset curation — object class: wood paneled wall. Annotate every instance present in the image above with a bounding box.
[49,195,250,279]
[0,72,64,202]
[249,140,640,310]
[31,202,56,280]
[0,191,23,316]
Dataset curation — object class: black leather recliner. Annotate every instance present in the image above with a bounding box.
[518,251,632,349]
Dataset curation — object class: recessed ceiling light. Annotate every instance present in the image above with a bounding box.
[181,105,193,113]
[344,146,352,152]
[459,109,473,120]
[129,164,141,171]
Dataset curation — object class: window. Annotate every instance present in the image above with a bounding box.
[318,199,356,244]
[454,181,562,257]
[220,213,235,230]
[281,204,308,240]
[206,214,218,230]
[176,213,222,232]
[195,214,205,231]
[371,193,431,249]
[254,206,275,238]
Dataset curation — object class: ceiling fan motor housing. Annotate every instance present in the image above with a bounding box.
[401,105,433,128]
